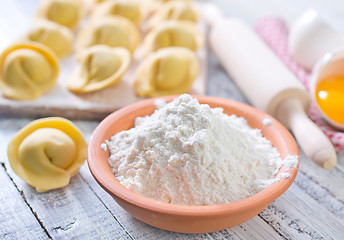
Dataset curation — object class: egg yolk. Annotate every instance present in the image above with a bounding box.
[315,76,344,125]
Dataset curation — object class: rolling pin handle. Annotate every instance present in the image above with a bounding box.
[276,99,337,169]
[202,2,226,27]
[207,11,337,169]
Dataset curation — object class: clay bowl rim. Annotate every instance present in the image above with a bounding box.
[88,95,299,217]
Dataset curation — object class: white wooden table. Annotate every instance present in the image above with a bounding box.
[1,0,344,239]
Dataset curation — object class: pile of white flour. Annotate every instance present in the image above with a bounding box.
[106,94,285,205]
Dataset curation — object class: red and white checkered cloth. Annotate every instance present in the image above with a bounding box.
[254,17,344,153]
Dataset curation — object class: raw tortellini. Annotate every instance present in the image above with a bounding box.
[36,0,84,29]
[7,117,87,192]
[150,0,192,3]
[67,45,131,93]
[134,47,199,97]
[21,20,73,59]
[0,43,59,100]
[146,2,199,31]
[76,16,140,54]
[92,0,106,4]
[142,21,203,56]
[145,0,192,16]
[92,0,142,26]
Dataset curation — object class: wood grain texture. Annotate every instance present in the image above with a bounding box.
[79,164,285,240]
[0,164,49,240]
[0,119,130,240]
[3,165,132,240]
[259,185,344,239]
[1,0,344,239]
[296,155,344,221]
[0,105,115,121]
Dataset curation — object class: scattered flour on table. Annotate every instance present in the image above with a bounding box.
[101,143,107,151]
[106,94,296,205]
[262,117,273,126]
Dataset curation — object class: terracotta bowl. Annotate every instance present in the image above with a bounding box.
[87,95,299,233]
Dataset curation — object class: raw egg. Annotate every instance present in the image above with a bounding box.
[288,10,344,71]
[315,76,344,125]
[311,50,344,130]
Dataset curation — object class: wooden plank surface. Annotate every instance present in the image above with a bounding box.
[0,164,49,240]
[0,119,132,240]
[1,0,344,239]
[79,163,285,240]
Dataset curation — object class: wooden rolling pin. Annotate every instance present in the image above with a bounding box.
[205,4,337,169]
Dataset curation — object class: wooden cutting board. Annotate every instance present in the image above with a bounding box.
[0,49,207,120]
[0,1,207,120]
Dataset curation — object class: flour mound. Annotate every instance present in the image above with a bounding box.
[107,94,283,205]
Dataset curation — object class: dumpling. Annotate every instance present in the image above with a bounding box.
[92,0,106,4]
[36,0,84,29]
[134,47,199,97]
[142,21,203,56]
[144,0,192,16]
[67,45,130,93]
[150,0,192,3]
[76,16,140,54]
[0,43,59,100]
[91,0,142,26]
[20,20,73,59]
[146,2,199,31]
[7,117,87,192]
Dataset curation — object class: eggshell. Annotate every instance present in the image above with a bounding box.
[288,10,344,71]
[310,49,344,130]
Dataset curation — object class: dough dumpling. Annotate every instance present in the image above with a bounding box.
[67,45,130,93]
[21,20,73,59]
[8,117,87,192]
[150,0,191,3]
[92,0,142,26]
[76,16,140,54]
[0,43,59,100]
[144,0,192,16]
[92,0,105,4]
[146,2,199,31]
[36,0,84,29]
[134,47,199,97]
[142,21,203,56]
